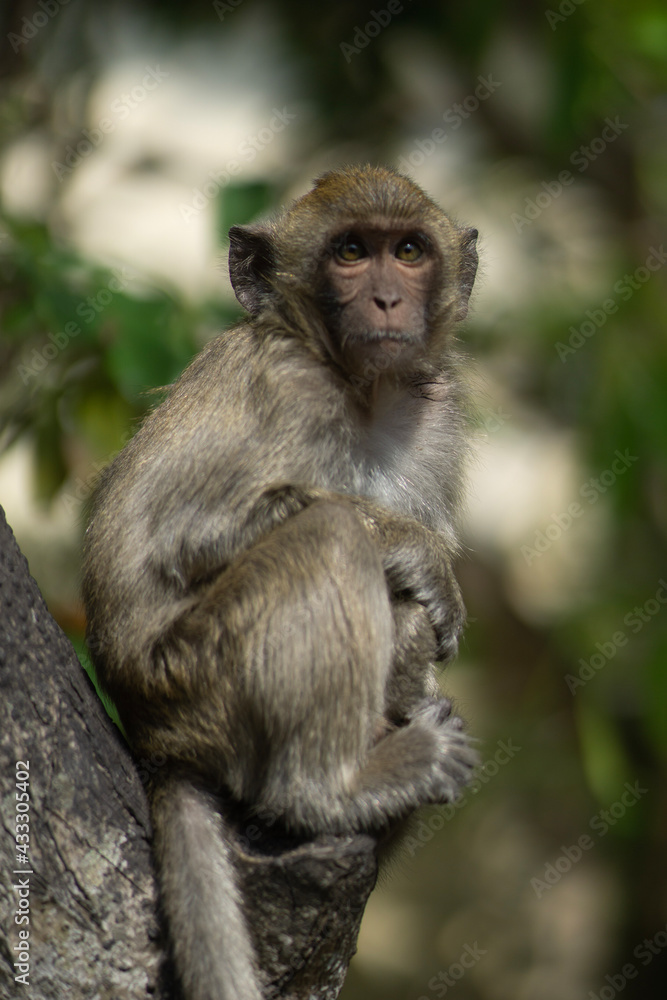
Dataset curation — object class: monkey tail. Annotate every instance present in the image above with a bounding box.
[151,774,261,1000]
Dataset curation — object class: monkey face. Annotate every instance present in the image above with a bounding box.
[319,224,439,375]
[227,167,478,384]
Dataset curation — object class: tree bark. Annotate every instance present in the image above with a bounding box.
[0,506,378,1000]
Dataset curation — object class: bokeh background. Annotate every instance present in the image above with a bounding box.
[1,1,666,997]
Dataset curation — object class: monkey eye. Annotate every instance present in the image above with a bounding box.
[335,237,368,262]
[395,239,424,262]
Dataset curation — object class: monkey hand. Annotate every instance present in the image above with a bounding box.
[339,497,465,661]
[368,521,465,662]
[405,697,478,803]
[405,566,465,665]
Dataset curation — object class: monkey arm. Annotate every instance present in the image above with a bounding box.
[345,495,465,662]
[384,600,444,720]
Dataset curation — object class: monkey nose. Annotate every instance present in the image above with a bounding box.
[373,293,401,311]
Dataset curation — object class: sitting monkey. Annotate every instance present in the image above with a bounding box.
[82,165,479,1000]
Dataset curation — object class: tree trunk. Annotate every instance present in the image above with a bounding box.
[0,506,378,1000]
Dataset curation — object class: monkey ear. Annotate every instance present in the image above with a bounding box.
[228,224,275,315]
[455,227,479,321]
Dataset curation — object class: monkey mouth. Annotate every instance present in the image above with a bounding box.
[345,328,418,347]
[340,329,422,375]
[346,329,422,359]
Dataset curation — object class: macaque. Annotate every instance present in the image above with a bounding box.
[82,165,479,1000]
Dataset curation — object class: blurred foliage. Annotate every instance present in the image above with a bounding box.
[0,0,666,998]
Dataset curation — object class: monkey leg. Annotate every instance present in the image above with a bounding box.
[241,485,466,668]
[177,497,475,835]
[372,601,475,819]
